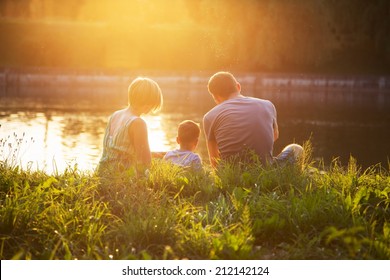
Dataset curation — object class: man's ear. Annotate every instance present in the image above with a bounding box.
[213,94,223,104]
[237,82,241,92]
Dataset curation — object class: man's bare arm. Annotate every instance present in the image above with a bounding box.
[206,139,220,168]
[273,119,279,142]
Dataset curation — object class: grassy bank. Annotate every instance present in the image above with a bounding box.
[0,147,389,260]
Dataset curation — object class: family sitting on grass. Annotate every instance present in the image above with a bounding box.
[98,71,303,175]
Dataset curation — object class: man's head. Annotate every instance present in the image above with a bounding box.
[207,71,240,103]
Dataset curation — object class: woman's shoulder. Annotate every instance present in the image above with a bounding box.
[112,107,128,115]
[127,117,147,133]
[129,116,145,125]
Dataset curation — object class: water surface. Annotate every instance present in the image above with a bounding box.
[1,86,389,173]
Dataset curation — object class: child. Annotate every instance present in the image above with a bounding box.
[98,77,163,174]
[163,120,202,170]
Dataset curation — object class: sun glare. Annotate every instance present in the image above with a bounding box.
[144,115,172,152]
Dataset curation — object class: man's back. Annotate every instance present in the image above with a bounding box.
[203,96,277,165]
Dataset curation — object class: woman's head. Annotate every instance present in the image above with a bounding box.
[128,77,163,115]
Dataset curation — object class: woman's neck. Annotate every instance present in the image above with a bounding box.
[128,106,142,117]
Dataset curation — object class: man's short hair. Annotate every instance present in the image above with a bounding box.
[178,120,200,144]
[208,71,238,98]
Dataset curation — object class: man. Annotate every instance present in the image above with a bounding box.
[203,71,303,168]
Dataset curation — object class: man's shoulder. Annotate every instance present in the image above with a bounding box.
[246,97,276,111]
[246,96,273,104]
[204,103,221,120]
[204,96,274,119]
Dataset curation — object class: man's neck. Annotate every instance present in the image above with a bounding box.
[218,92,243,104]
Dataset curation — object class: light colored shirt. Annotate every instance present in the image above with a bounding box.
[99,113,139,170]
[203,96,277,165]
[163,149,202,170]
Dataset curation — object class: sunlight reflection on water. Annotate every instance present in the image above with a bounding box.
[0,111,186,174]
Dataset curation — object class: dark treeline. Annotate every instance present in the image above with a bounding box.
[0,0,389,74]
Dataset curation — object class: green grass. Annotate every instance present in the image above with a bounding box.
[0,143,389,259]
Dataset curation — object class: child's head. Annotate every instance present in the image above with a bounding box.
[177,120,200,151]
[128,77,163,115]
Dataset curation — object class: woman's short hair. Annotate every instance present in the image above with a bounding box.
[178,120,200,144]
[128,77,163,114]
[207,71,238,98]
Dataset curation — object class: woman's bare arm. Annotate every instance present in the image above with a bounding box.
[131,118,152,167]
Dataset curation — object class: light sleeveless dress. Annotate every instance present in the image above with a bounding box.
[98,112,139,173]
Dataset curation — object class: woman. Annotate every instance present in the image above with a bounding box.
[98,77,163,175]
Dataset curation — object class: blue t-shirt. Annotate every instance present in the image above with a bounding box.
[163,149,202,170]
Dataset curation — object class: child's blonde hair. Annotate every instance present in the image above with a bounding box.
[178,120,200,144]
[128,77,163,114]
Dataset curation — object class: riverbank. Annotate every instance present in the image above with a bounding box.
[1,147,389,260]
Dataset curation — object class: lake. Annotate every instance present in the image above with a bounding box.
[1,75,389,173]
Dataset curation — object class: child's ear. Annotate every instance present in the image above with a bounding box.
[176,136,180,145]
